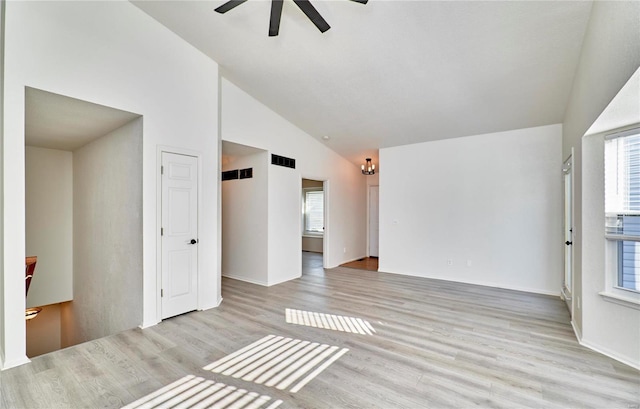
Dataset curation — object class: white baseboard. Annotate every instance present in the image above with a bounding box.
[1,355,31,371]
[223,273,300,287]
[571,320,639,370]
[139,319,160,329]
[570,320,582,340]
[222,274,269,287]
[377,269,560,297]
[200,297,223,310]
[578,337,640,371]
[267,274,301,287]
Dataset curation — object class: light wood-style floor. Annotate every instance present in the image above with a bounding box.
[2,252,638,408]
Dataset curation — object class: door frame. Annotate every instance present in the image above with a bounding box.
[156,146,203,323]
[368,185,379,258]
[301,176,330,268]
[562,149,574,315]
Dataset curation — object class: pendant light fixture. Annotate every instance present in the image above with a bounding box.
[361,158,375,175]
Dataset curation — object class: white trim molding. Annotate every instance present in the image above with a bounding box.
[599,291,640,310]
[571,317,639,370]
[579,337,640,371]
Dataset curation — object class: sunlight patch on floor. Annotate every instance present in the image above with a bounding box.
[285,308,376,335]
[121,375,282,409]
[203,335,348,393]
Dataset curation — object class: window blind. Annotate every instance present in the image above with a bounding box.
[605,128,640,292]
[305,191,324,233]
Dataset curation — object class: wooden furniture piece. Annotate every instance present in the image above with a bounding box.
[25,256,41,320]
[25,256,37,296]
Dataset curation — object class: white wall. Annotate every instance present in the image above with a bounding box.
[25,146,73,308]
[70,119,143,345]
[561,1,640,368]
[1,1,219,368]
[379,124,563,295]
[221,78,367,273]
[302,237,323,253]
[222,151,268,285]
[268,165,303,285]
[583,132,640,368]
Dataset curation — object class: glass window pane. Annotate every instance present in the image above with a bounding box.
[605,133,640,214]
[305,191,323,233]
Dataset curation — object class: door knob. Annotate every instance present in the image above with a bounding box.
[190,239,198,245]
[565,241,572,246]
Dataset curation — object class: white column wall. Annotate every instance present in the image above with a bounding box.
[71,119,143,346]
[221,152,269,285]
[268,165,303,285]
[1,1,219,368]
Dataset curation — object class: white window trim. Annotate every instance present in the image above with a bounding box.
[603,238,640,308]
[303,187,324,236]
[603,125,640,306]
[599,292,640,310]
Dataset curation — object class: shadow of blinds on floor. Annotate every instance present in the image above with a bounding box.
[203,335,348,393]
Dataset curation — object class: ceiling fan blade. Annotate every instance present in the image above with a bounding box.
[269,0,284,36]
[215,0,249,14]
[349,0,368,3]
[293,0,330,33]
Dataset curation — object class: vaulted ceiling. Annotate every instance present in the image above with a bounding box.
[132,0,593,166]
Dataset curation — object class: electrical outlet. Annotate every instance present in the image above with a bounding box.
[343,247,347,254]
[466,260,472,267]
[447,259,453,266]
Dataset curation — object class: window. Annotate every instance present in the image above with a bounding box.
[605,128,640,293]
[304,189,324,235]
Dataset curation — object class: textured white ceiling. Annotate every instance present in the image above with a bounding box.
[25,88,140,151]
[133,0,593,165]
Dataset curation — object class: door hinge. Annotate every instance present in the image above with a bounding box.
[161,227,164,236]
[161,289,164,297]
[161,165,164,175]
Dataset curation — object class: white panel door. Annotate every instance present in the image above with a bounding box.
[369,186,379,257]
[161,152,198,319]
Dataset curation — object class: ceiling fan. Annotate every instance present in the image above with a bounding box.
[215,0,368,36]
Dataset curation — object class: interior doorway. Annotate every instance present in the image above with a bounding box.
[24,87,142,357]
[302,178,326,274]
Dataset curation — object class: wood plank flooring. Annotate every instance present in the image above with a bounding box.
[2,252,639,408]
[339,257,379,272]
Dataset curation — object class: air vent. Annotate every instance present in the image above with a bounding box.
[271,154,296,169]
[239,168,253,179]
[222,169,239,181]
